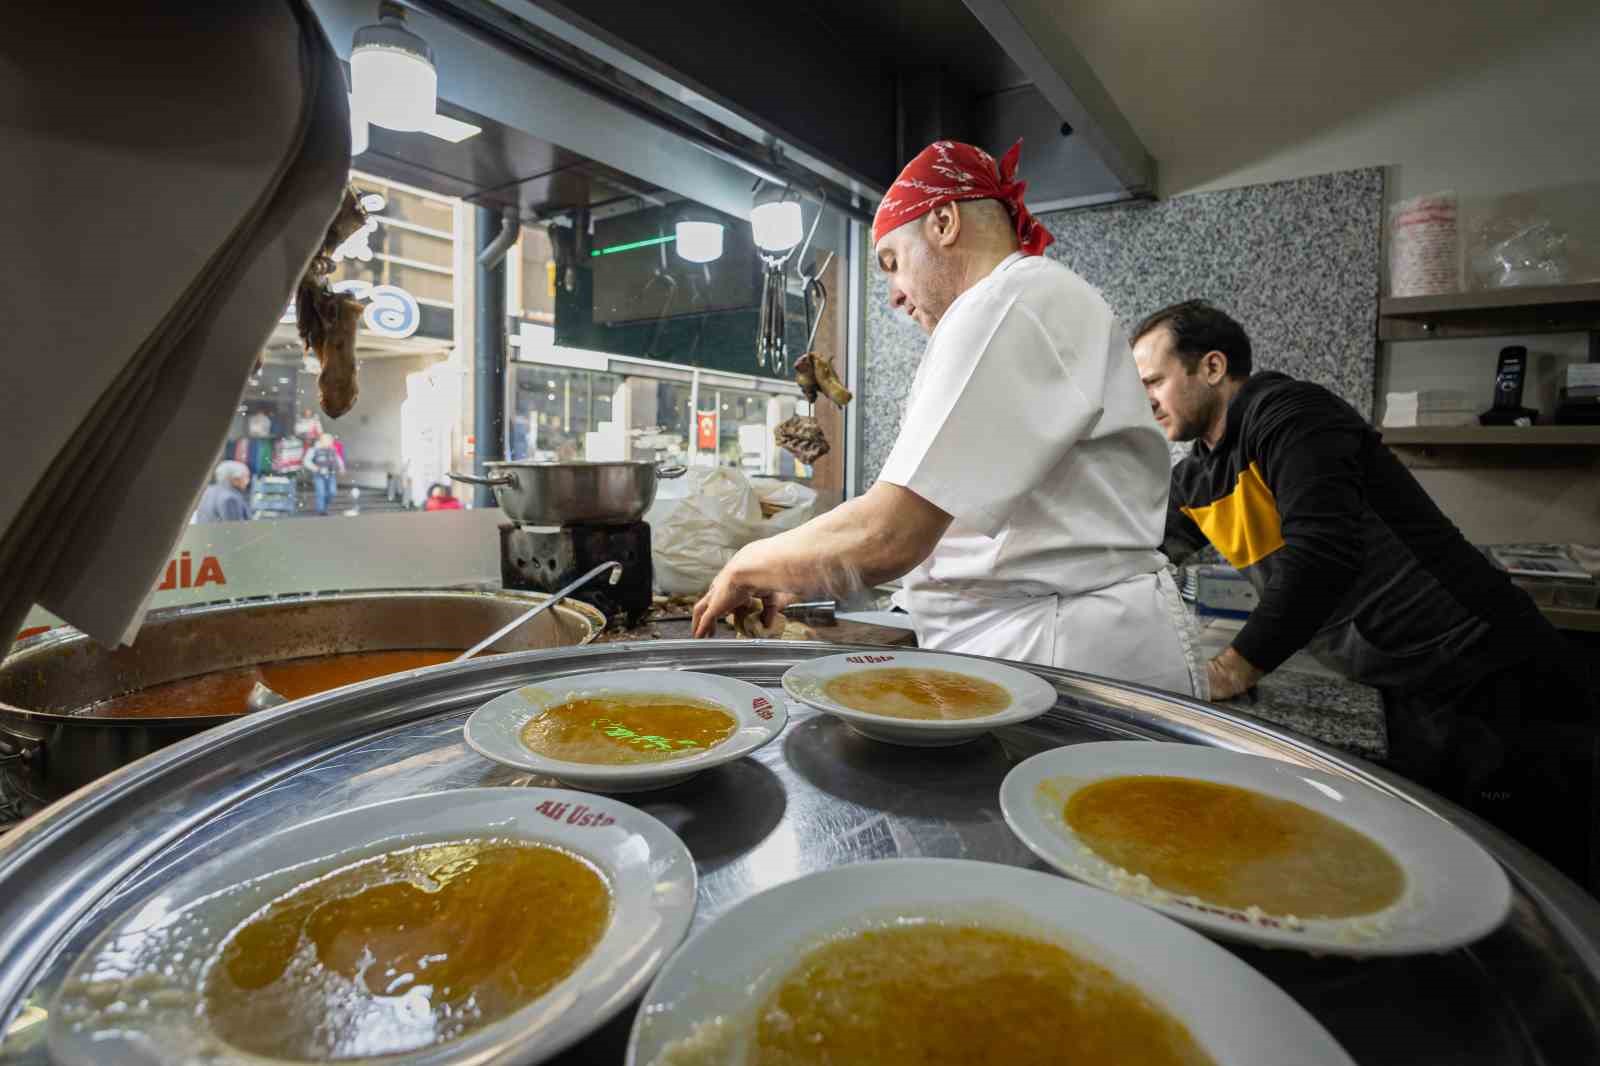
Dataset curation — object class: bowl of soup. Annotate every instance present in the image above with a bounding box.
[780,651,1058,747]
[1000,741,1512,955]
[625,859,1355,1066]
[48,787,696,1066]
[464,669,787,792]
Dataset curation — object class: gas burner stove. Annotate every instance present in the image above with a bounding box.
[500,520,654,626]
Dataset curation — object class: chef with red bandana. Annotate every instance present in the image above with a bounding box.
[693,140,1199,696]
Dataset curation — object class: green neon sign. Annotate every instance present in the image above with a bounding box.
[589,234,676,257]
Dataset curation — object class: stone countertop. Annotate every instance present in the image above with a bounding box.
[1191,616,1387,760]
[603,611,1388,761]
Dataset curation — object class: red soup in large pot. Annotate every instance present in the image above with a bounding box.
[84,650,461,719]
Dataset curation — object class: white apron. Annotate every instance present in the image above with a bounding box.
[898,570,1202,696]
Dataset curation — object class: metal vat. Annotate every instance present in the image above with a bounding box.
[0,589,604,802]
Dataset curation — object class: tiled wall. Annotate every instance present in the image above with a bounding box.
[859,168,1383,485]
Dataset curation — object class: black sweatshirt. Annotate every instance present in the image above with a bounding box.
[1163,372,1546,692]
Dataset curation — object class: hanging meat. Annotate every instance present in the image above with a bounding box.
[795,351,852,407]
[775,414,830,464]
[294,185,368,418]
[778,347,851,465]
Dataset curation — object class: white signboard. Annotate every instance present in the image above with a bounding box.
[18,509,504,645]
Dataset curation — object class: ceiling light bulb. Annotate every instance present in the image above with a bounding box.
[751,200,803,252]
[675,220,724,263]
[351,3,437,132]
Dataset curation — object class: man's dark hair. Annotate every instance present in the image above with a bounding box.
[1131,299,1253,379]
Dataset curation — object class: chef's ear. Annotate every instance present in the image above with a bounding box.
[1201,350,1230,384]
[925,203,962,248]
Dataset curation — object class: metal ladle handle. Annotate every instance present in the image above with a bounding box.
[456,562,623,661]
[245,563,625,715]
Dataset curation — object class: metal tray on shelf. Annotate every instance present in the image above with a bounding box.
[0,640,1596,1064]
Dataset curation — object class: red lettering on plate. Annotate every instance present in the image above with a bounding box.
[535,799,614,828]
[752,696,774,721]
[845,655,894,664]
[567,804,615,828]
[1166,897,1293,931]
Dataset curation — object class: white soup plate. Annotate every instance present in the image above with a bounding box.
[1000,741,1512,956]
[625,857,1354,1066]
[465,668,786,791]
[780,650,1056,747]
[50,786,697,1066]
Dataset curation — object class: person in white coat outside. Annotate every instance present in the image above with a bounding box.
[692,139,1199,696]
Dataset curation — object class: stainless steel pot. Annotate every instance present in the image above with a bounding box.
[0,589,604,802]
[450,460,686,525]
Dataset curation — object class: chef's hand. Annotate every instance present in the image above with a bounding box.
[1205,646,1265,701]
[691,547,796,638]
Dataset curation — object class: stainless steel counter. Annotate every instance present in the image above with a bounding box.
[0,640,1596,1064]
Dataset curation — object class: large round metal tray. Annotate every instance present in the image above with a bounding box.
[0,641,1596,1064]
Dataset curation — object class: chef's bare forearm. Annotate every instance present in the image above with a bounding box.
[731,482,951,598]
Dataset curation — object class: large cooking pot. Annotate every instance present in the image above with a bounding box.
[450,460,686,525]
[0,588,605,803]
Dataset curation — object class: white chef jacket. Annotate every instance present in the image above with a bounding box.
[878,253,1201,696]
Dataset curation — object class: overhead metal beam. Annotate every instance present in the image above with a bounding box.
[477,0,886,205]
[309,0,757,220]
[960,0,1156,197]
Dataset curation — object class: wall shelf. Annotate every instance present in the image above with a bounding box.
[1378,282,1600,343]
[1381,425,1600,446]
[1542,605,1600,634]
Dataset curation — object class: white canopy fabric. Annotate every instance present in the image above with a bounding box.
[0,1,349,647]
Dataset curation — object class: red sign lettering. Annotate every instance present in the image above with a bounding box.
[157,552,227,592]
[194,555,226,587]
[752,696,774,721]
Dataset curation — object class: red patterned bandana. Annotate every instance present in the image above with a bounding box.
[871,139,1054,255]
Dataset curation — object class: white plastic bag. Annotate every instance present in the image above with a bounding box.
[651,468,817,596]
[1471,217,1570,289]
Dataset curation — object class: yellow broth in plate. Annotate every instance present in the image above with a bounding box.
[203,838,609,1060]
[753,922,1214,1066]
[1064,775,1406,918]
[520,693,738,765]
[821,668,1012,721]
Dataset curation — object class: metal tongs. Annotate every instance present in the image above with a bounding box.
[756,259,789,375]
[755,183,826,377]
[245,563,624,713]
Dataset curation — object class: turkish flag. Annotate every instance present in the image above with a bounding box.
[696,410,718,450]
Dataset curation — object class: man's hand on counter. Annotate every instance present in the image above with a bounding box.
[1206,645,1265,701]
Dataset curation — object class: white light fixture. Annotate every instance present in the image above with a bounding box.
[751,185,803,253]
[349,95,370,156]
[675,219,725,263]
[351,2,437,133]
